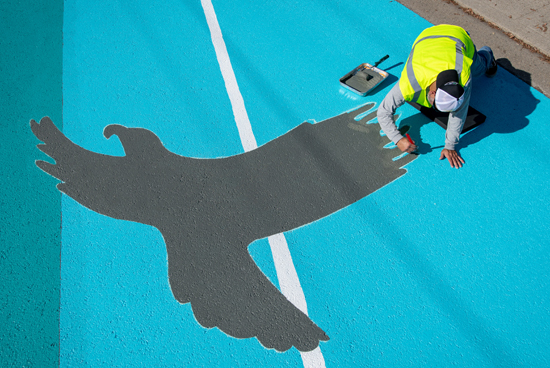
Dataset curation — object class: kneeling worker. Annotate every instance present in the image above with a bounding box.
[377,24,497,168]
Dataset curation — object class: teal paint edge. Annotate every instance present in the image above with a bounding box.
[0,0,63,366]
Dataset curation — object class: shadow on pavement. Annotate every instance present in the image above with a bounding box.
[459,59,539,149]
[395,59,539,155]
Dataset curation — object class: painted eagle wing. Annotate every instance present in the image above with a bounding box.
[31,117,174,225]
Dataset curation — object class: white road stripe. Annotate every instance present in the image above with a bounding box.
[200,1,326,366]
[268,233,308,315]
[269,234,327,367]
[200,0,257,152]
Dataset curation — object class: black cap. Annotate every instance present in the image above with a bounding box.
[436,69,464,99]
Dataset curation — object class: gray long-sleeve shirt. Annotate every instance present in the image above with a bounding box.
[377,79,472,150]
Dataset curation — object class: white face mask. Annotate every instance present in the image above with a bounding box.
[435,82,465,112]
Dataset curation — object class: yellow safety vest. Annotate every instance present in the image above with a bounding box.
[399,25,476,108]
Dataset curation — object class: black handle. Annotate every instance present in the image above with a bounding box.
[373,55,389,68]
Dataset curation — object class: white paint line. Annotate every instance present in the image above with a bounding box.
[200,2,326,366]
[200,0,257,152]
[269,234,327,367]
[301,347,327,367]
[268,233,309,315]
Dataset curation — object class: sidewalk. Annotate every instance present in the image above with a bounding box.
[455,0,550,57]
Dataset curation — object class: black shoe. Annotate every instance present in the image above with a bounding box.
[485,55,497,78]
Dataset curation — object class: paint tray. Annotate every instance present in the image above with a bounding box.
[340,63,389,96]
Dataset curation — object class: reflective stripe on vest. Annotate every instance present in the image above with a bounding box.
[399,26,475,107]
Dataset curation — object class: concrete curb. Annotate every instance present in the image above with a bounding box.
[453,0,550,57]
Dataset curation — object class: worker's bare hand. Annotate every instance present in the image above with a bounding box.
[396,137,417,153]
[439,149,465,168]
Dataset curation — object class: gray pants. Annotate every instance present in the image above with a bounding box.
[471,46,494,78]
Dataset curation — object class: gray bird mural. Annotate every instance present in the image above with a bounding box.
[31,103,417,352]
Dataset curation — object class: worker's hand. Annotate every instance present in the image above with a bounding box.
[439,149,465,168]
[396,137,417,153]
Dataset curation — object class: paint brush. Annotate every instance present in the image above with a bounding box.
[406,133,417,153]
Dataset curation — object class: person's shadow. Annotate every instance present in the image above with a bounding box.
[396,113,436,155]
[459,58,539,149]
[395,58,539,154]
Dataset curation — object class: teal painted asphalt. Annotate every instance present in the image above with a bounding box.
[1,1,62,366]
[3,0,550,366]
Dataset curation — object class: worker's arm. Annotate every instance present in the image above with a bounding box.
[377,84,416,152]
[439,80,472,168]
[444,79,471,150]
